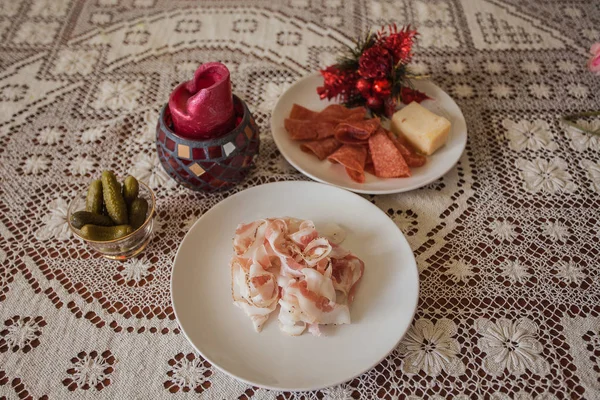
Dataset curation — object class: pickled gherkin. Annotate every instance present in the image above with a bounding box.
[85,180,103,214]
[129,197,148,230]
[71,211,113,229]
[80,224,132,241]
[122,175,139,205]
[101,171,128,225]
[73,170,153,243]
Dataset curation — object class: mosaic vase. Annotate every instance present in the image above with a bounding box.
[156,95,260,192]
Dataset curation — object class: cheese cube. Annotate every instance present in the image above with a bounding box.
[390,102,451,155]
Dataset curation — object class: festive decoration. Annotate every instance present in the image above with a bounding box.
[317,24,428,117]
[400,87,430,104]
[317,66,358,103]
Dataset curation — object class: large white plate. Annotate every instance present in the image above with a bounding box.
[171,181,419,391]
[271,73,467,194]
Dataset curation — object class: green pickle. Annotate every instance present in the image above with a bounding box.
[71,211,113,229]
[129,197,148,230]
[85,180,103,214]
[80,224,133,241]
[122,175,139,205]
[101,171,128,225]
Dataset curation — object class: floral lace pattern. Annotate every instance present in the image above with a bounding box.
[475,318,550,377]
[397,319,465,377]
[0,0,599,399]
[0,316,46,353]
[164,352,212,393]
[62,350,116,391]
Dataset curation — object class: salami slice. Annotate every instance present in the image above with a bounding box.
[368,129,410,178]
[364,163,376,176]
[317,105,365,121]
[290,104,319,120]
[300,138,342,160]
[315,113,365,140]
[365,150,373,165]
[315,121,338,139]
[346,168,365,183]
[285,119,343,141]
[334,117,380,144]
[327,145,367,183]
[284,118,317,140]
[347,106,368,117]
[385,131,426,167]
[285,104,368,141]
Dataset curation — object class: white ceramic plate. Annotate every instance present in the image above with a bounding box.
[271,73,467,194]
[171,181,419,391]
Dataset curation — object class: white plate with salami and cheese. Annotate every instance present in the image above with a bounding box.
[170,181,419,391]
[271,73,467,194]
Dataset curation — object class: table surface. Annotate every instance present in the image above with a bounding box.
[1,0,599,399]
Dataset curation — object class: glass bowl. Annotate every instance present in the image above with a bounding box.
[67,181,156,260]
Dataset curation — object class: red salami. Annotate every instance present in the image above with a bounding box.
[334,117,380,144]
[284,118,317,140]
[327,145,367,183]
[285,119,339,141]
[315,122,338,139]
[368,129,410,178]
[300,137,342,160]
[386,131,426,168]
[286,105,367,141]
[290,104,319,120]
[365,150,373,165]
[346,168,365,183]
[285,103,427,182]
[347,106,368,116]
[317,105,366,122]
[316,106,366,138]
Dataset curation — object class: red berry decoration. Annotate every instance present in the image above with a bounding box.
[358,46,391,79]
[380,24,417,64]
[355,78,372,96]
[317,66,359,101]
[384,96,397,118]
[366,96,383,110]
[400,87,431,104]
[373,79,391,96]
[316,23,429,116]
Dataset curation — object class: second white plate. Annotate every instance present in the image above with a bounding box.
[171,181,419,391]
[271,73,467,194]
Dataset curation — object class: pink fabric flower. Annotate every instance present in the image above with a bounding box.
[589,42,600,75]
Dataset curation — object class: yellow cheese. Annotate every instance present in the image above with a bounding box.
[390,101,451,155]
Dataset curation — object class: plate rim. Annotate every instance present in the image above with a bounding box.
[170,181,420,391]
[270,72,468,195]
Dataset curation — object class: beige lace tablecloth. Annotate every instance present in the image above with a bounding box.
[1,0,599,398]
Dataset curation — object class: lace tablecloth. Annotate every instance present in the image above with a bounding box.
[1,0,599,398]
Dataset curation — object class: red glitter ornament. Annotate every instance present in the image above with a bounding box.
[366,95,383,110]
[317,23,428,117]
[355,78,372,96]
[400,87,431,104]
[384,96,397,118]
[379,24,417,65]
[358,46,392,79]
[373,79,391,96]
[317,66,358,102]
